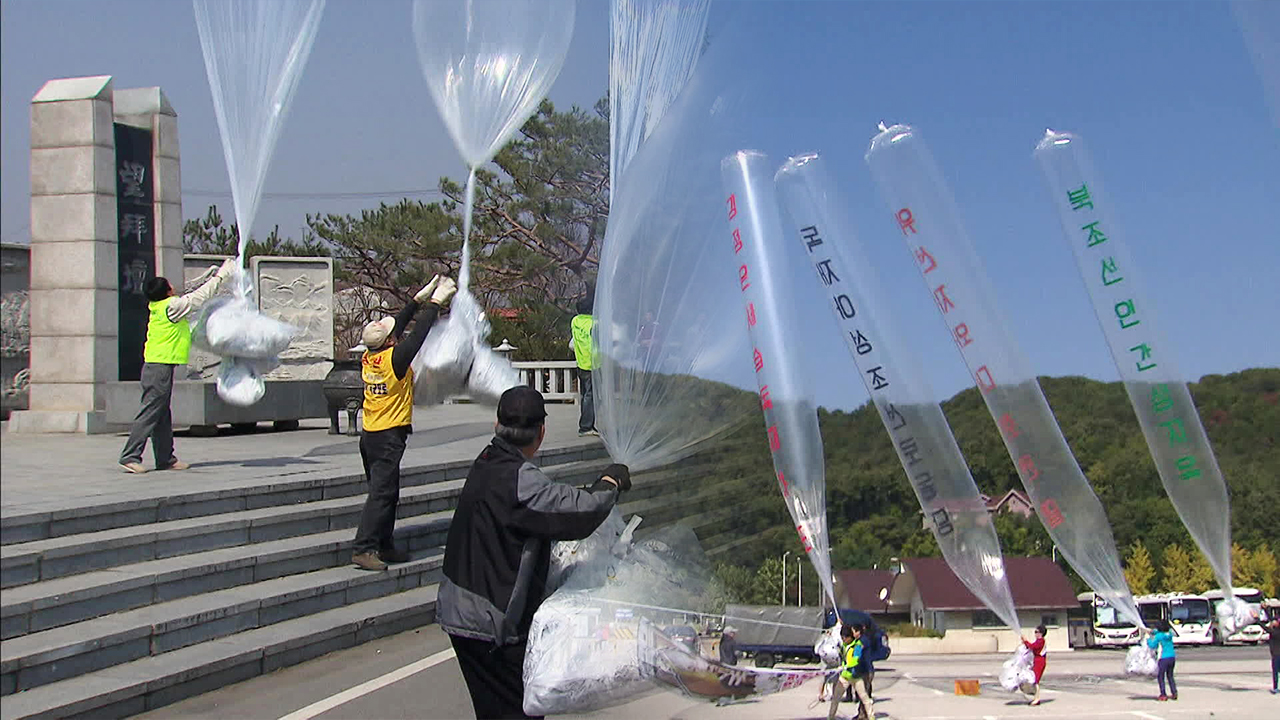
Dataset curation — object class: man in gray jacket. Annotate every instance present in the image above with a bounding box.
[438,386,629,719]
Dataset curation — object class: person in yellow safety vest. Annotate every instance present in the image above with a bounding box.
[119,258,238,474]
[570,295,598,437]
[350,274,457,572]
[828,624,873,720]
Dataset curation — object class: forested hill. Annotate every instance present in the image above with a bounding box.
[711,368,1279,598]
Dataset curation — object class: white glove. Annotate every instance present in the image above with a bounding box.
[430,276,458,306]
[414,275,441,303]
[217,257,239,278]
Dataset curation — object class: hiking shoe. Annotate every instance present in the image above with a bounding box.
[352,552,388,571]
[120,462,147,474]
[379,547,412,564]
[578,429,600,437]
[161,460,190,471]
[1157,695,1168,701]
[1170,694,1177,701]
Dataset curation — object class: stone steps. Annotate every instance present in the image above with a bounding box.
[1,455,606,590]
[0,585,440,720]
[0,441,739,719]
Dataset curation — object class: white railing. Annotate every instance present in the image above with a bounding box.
[513,360,579,403]
[445,359,580,404]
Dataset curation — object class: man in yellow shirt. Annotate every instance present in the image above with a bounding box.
[352,274,457,571]
[828,624,873,720]
[119,258,237,474]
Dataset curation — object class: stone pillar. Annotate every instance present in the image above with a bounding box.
[10,76,118,433]
[113,88,183,283]
[10,78,184,434]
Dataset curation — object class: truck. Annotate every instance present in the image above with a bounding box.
[724,604,887,668]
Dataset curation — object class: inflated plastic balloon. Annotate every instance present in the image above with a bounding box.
[193,0,321,404]
[609,0,710,206]
[412,0,576,287]
[776,152,1020,631]
[865,123,1142,629]
[720,150,835,608]
[193,0,325,264]
[1035,130,1238,620]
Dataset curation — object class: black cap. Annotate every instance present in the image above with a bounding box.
[497,386,547,429]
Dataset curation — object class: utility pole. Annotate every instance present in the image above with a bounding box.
[782,551,791,606]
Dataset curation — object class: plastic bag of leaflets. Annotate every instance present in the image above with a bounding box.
[1125,642,1158,677]
[191,275,298,407]
[411,290,521,406]
[216,356,281,407]
[814,624,842,667]
[522,510,716,715]
[999,644,1036,692]
[1216,596,1256,636]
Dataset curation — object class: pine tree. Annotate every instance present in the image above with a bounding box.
[1239,545,1278,596]
[1160,544,1195,593]
[1124,541,1156,595]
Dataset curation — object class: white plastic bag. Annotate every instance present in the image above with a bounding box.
[216,356,278,407]
[814,624,842,667]
[466,344,522,405]
[1125,642,1158,677]
[1216,596,1257,636]
[999,645,1035,692]
[193,296,296,359]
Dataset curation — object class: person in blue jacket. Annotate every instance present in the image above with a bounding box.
[1146,620,1178,701]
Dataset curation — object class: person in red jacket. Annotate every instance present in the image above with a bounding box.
[1021,624,1048,705]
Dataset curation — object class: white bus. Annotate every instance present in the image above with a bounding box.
[1204,587,1266,644]
[1137,593,1217,645]
[1070,592,1141,647]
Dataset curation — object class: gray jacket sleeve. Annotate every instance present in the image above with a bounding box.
[166,271,230,322]
[509,462,617,541]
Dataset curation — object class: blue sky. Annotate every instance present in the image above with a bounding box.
[2,1,1276,410]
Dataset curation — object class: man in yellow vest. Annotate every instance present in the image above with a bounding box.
[119,258,238,474]
[570,296,597,437]
[351,274,458,571]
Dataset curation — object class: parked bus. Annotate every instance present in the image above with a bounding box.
[1069,592,1141,648]
[1137,593,1217,645]
[1204,587,1266,644]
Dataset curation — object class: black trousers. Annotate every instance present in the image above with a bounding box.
[352,426,409,555]
[450,634,541,719]
[576,368,595,432]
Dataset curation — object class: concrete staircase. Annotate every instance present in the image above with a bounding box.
[0,443,738,719]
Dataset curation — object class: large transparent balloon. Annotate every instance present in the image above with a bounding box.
[411,0,575,286]
[865,123,1143,629]
[193,0,321,404]
[609,0,711,206]
[775,152,1020,631]
[409,0,573,405]
[193,0,324,266]
[720,150,835,608]
[1034,130,1249,631]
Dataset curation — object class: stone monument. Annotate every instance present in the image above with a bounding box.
[10,76,182,433]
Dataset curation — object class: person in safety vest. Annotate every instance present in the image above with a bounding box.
[439,386,629,719]
[119,258,238,474]
[828,624,873,720]
[569,295,597,436]
[350,274,457,571]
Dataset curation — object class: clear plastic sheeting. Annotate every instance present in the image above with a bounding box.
[592,18,761,473]
[999,645,1035,693]
[1035,130,1237,604]
[865,124,1142,630]
[192,0,325,256]
[524,511,718,715]
[1125,643,1157,677]
[776,153,1020,631]
[192,297,296,359]
[608,0,710,206]
[720,150,835,607]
